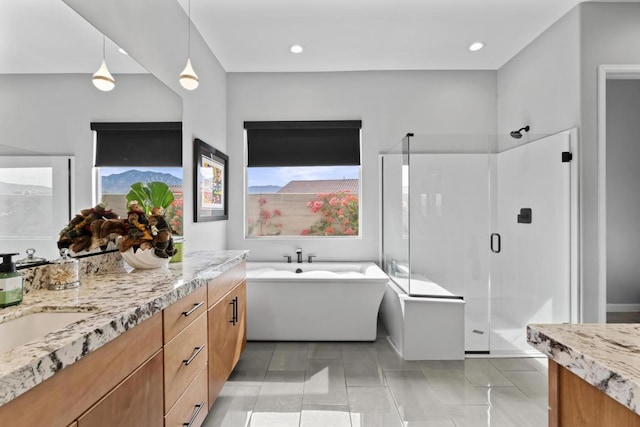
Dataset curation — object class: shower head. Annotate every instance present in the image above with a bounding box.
[510,126,530,139]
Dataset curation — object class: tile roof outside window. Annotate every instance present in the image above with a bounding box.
[276,179,359,194]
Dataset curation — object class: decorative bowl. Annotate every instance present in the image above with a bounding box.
[120,247,170,269]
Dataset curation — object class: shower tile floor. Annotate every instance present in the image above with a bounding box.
[202,324,549,427]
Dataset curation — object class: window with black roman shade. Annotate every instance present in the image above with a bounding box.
[244,120,361,167]
[91,122,183,167]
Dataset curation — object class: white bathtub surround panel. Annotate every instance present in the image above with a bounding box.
[246,262,387,341]
[380,280,465,361]
[527,323,640,415]
[0,250,249,407]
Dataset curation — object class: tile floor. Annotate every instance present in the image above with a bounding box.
[203,327,549,427]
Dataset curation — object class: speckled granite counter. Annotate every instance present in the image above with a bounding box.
[0,249,248,408]
[527,323,640,416]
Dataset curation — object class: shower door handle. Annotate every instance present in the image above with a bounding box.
[490,233,501,253]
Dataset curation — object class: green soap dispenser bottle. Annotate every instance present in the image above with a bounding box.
[0,253,22,308]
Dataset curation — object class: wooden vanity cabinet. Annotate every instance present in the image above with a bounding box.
[77,350,164,427]
[548,360,640,427]
[163,285,209,427]
[207,262,247,408]
[0,260,247,427]
[0,313,163,427]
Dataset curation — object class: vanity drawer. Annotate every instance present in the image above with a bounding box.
[164,313,207,410]
[164,365,208,427]
[163,286,207,343]
[208,261,246,307]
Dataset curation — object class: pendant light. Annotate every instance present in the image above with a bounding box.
[92,36,115,92]
[179,0,199,90]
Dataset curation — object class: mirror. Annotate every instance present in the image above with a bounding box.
[0,0,183,263]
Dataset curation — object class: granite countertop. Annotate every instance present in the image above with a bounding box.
[0,249,249,408]
[527,323,640,416]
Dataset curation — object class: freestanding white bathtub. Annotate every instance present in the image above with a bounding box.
[246,262,389,341]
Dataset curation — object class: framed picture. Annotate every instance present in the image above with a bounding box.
[194,138,228,222]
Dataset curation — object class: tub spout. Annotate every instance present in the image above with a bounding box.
[296,248,302,263]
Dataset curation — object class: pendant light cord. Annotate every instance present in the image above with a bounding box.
[102,35,106,61]
[187,0,191,57]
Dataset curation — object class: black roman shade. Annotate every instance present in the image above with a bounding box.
[92,122,183,167]
[244,120,361,167]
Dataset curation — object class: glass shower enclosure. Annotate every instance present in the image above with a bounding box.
[381,132,576,355]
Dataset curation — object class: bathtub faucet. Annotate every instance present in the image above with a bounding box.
[296,248,303,263]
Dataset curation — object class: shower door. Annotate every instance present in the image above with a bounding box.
[490,132,572,355]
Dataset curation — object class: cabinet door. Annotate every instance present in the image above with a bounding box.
[78,350,164,427]
[207,291,236,407]
[207,281,247,407]
[232,281,247,366]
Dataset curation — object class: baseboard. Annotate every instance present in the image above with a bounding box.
[607,303,640,313]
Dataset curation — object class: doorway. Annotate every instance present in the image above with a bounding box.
[598,65,640,323]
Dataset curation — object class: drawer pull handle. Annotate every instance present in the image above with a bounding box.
[183,345,205,366]
[229,296,238,325]
[183,401,206,427]
[182,301,205,317]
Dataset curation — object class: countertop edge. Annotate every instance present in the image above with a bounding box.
[527,324,640,416]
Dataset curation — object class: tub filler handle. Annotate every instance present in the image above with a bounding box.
[308,255,316,263]
[490,233,501,253]
[283,255,292,263]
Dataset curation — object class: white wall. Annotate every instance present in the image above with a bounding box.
[606,80,640,305]
[64,0,229,252]
[497,2,640,321]
[579,2,640,320]
[497,6,581,136]
[0,73,182,211]
[226,71,497,261]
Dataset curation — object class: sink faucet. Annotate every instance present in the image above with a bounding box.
[296,248,302,263]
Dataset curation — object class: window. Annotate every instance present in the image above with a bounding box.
[92,122,183,235]
[97,167,184,235]
[244,121,361,237]
[0,157,72,260]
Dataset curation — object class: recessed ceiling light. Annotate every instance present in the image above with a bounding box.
[118,47,128,55]
[290,44,304,54]
[469,42,484,52]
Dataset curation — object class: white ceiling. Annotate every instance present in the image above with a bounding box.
[1,0,633,74]
[0,0,147,74]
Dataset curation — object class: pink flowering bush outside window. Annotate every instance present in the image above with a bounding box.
[247,197,283,236]
[301,191,359,236]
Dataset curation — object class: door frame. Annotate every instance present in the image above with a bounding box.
[596,65,640,323]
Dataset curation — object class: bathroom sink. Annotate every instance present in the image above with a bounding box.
[0,311,94,354]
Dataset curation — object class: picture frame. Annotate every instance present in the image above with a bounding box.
[194,138,228,222]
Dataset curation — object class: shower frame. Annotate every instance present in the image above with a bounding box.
[380,129,580,356]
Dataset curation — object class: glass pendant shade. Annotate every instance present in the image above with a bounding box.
[179,58,199,90]
[92,60,115,91]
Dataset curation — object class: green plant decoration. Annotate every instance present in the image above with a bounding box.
[125,181,175,215]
